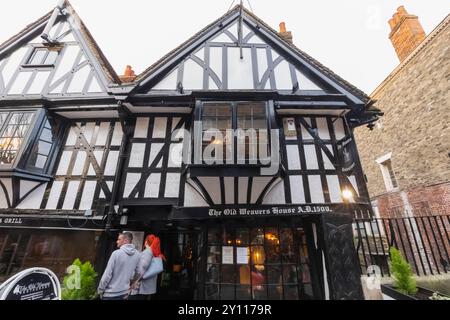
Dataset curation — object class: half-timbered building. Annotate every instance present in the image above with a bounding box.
[0,1,380,300]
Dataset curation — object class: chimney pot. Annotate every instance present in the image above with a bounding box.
[388,6,426,62]
[120,65,136,83]
[397,6,408,15]
[278,21,293,44]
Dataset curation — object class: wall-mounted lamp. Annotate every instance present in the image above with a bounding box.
[342,189,354,202]
[120,215,128,226]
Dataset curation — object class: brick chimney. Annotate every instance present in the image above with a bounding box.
[388,6,426,62]
[279,22,293,44]
[119,65,137,83]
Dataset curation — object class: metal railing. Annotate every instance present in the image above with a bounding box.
[353,213,450,277]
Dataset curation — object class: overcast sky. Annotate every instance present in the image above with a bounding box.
[0,1,448,93]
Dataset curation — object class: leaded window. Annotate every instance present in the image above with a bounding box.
[201,226,315,300]
[26,120,56,170]
[200,102,269,164]
[0,111,35,165]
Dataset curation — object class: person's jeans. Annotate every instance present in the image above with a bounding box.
[101,294,128,300]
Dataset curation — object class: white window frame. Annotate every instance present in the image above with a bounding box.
[376,153,399,192]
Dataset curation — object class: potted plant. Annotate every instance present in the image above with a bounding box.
[381,248,448,300]
[61,259,98,300]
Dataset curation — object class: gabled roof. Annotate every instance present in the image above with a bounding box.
[135,5,369,104]
[0,0,120,84]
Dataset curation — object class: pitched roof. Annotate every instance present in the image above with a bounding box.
[135,5,369,103]
[0,0,120,84]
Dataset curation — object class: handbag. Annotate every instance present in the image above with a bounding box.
[142,257,164,280]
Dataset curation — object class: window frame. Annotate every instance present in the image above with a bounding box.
[22,46,60,68]
[0,109,39,169]
[196,101,272,165]
[376,153,399,192]
[20,111,66,174]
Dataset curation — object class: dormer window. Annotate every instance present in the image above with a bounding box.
[24,47,59,67]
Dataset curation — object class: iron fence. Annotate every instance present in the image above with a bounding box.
[353,213,450,277]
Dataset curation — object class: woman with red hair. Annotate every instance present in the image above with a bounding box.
[129,234,165,300]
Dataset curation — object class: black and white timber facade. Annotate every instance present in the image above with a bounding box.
[0,1,381,300]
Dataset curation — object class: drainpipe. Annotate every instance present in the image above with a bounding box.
[105,101,132,233]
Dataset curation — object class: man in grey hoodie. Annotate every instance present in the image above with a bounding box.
[97,232,140,300]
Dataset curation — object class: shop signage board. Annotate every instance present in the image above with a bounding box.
[0,268,61,300]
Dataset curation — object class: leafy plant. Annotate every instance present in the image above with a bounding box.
[62,259,98,300]
[389,247,418,296]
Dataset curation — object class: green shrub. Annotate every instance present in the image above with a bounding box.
[389,247,418,296]
[62,259,98,300]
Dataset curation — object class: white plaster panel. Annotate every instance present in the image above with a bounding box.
[290,176,306,204]
[165,173,181,198]
[286,145,301,170]
[224,177,234,204]
[262,180,285,205]
[123,173,141,198]
[46,181,64,209]
[129,143,146,168]
[79,181,96,210]
[238,177,248,204]
[95,122,110,146]
[316,118,330,140]
[111,122,123,146]
[327,175,342,203]
[19,180,41,198]
[153,118,167,139]
[183,59,203,90]
[104,151,119,176]
[56,151,72,175]
[16,183,47,209]
[304,145,319,170]
[168,143,183,167]
[184,183,209,207]
[308,175,325,203]
[134,117,149,138]
[62,181,80,209]
[251,177,270,204]
[144,173,161,198]
[198,177,220,204]
[228,47,253,90]
[149,143,164,167]
[72,151,86,175]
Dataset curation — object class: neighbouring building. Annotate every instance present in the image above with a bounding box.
[0,1,379,300]
[355,7,450,218]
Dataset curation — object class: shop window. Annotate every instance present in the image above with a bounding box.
[202,226,315,300]
[200,101,269,164]
[0,111,35,165]
[0,229,101,282]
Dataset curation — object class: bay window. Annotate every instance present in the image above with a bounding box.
[0,111,35,165]
[200,102,269,164]
[0,108,64,176]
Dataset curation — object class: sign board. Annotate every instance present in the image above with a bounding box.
[222,246,234,264]
[0,268,61,300]
[336,134,357,176]
[237,247,249,264]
